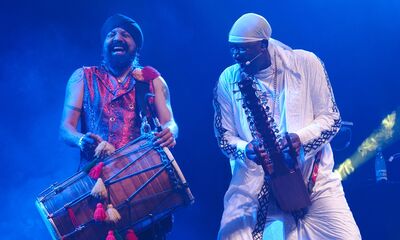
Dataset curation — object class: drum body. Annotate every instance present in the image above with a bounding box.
[36,135,193,240]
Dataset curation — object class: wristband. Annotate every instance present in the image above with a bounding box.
[78,135,85,151]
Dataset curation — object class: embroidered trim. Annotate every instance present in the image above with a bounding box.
[303,58,341,154]
[303,119,341,154]
[317,57,339,113]
[252,182,270,240]
[213,84,245,161]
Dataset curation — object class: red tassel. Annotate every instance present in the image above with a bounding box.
[142,66,160,82]
[67,207,78,227]
[106,230,117,240]
[125,229,138,240]
[89,162,105,180]
[93,203,107,221]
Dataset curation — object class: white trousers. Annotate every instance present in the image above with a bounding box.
[218,177,361,240]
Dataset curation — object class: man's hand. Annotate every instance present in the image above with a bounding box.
[78,132,103,159]
[245,139,267,164]
[94,141,116,159]
[154,128,176,148]
[280,133,301,156]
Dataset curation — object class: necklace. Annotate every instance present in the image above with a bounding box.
[115,67,133,84]
[103,64,133,85]
[256,52,279,116]
[272,51,279,117]
[116,76,126,83]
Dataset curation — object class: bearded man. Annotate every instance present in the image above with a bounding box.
[59,13,177,239]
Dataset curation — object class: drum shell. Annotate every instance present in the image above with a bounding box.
[36,137,193,240]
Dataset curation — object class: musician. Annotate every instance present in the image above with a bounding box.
[213,13,361,239]
[59,13,177,239]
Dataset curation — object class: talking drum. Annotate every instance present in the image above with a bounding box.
[36,135,194,240]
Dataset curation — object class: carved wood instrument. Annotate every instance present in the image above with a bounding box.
[238,72,311,214]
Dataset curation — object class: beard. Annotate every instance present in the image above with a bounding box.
[103,40,137,71]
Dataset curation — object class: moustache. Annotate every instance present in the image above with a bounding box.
[108,40,128,53]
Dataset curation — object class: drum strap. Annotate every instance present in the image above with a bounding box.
[135,81,151,117]
[136,80,159,131]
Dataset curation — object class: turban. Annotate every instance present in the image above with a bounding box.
[101,14,143,49]
[229,13,272,43]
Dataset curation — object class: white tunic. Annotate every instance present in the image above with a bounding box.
[214,43,361,240]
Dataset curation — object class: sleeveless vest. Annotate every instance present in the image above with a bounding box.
[80,65,159,166]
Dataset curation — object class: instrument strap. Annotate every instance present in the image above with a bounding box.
[307,150,322,194]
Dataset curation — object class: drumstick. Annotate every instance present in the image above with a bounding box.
[163,147,195,204]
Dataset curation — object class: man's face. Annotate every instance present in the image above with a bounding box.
[230,41,264,74]
[103,27,137,69]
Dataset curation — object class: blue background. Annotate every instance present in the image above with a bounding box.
[1,0,399,239]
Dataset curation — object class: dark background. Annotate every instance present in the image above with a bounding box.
[1,0,399,239]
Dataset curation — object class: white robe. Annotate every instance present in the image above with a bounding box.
[213,43,361,240]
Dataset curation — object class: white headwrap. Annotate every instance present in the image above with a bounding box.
[229,13,292,53]
[229,13,271,43]
[229,13,293,68]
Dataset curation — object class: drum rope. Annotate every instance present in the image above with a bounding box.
[107,163,164,185]
[126,159,173,203]
[105,147,153,182]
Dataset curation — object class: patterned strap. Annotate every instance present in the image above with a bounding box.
[307,150,322,193]
[252,181,270,240]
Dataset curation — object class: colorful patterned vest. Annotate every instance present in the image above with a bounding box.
[80,65,159,166]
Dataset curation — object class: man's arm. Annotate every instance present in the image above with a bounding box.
[213,74,260,169]
[153,76,178,148]
[59,68,103,152]
[59,68,85,147]
[294,52,342,158]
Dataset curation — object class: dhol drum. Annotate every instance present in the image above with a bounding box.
[36,135,194,240]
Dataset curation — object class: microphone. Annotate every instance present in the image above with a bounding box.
[341,121,354,127]
[245,52,263,66]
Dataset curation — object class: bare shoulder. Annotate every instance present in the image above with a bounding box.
[68,68,85,84]
[153,75,168,89]
[64,68,85,106]
[153,76,170,97]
